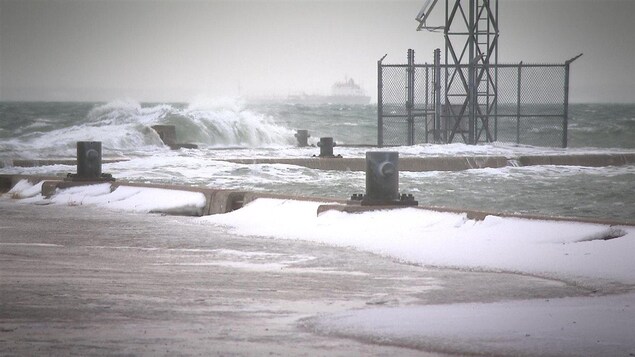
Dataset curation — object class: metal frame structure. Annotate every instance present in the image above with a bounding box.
[376,0,582,148]
[417,0,499,144]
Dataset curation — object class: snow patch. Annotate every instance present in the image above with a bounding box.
[5,180,206,215]
[203,198,635,285]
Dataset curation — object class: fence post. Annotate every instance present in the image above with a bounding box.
[434,48,442,143]
[425,65,429,143]
[563,64,569,148]
[407,49,415,146]
[563,53,582,148]
[377,54,387,147]
[516,61,522,145]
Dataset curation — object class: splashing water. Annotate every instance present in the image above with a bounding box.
[171,96,296,147]
[0,98,297,158]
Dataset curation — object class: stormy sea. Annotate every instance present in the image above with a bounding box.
[1,99,634,221]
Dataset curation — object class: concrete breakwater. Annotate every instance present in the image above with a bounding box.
[2,159,128,168]
[1,151,634,225]
[4,153,634,171]
[224,156,509,171]
[2,173,633,227]
[224,153,635,171]
[0,153,635,172]
[516,153,635,167]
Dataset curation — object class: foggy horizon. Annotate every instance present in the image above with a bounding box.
[1,0,634,103]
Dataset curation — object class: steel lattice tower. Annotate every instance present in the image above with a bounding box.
[417,0,499,144]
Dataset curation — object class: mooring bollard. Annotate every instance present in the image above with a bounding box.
[366,151,399,201]
[77,141,102,179]
[66,141,114,182]
[295,129,310,147]
[317,137,341,158]
[349,151,417,206]
[151,125,177,147]
[151,125,198,150]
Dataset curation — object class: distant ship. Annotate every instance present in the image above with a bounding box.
[287,78,371,105]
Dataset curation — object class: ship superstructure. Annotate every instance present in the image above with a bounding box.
[288,77,371,105]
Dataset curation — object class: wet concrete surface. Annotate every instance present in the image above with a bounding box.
[0,201,597,356]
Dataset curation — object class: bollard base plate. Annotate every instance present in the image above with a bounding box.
[65,173,116,182]
[348,193,418,206]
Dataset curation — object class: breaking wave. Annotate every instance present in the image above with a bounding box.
[171,96,296,147]
[0,98,297,158]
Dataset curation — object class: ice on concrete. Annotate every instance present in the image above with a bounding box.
[203,198,635,285]
[302,292,635,357]
[3,179,206,215]
[203,198,635,356]
[6,179,44,199]
[5,183,635,355]
[6,182,634,284]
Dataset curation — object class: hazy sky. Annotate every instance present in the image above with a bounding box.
[1,0,634,103]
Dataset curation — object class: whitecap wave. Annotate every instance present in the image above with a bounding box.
[0,97,297,158]
[176,97,295,147]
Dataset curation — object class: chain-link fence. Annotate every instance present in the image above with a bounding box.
[493,64,567,146]
[378,64,434,146]
[378,52,576,148]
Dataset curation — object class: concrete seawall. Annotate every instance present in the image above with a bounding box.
[3,153,634,172]
[0,174,60,193]
[226,154,635,171]
[2,173,633,227]
[0,174,345,216]
[316,204,635,227]
[1,159,128,168]
[225,156,509,171]
[2,152,634,223]
[517,153,635,167]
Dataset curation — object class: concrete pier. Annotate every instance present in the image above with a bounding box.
[1,165,634,355]
[0,201,605,356]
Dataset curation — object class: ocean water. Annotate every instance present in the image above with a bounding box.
[0,99,634,221]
